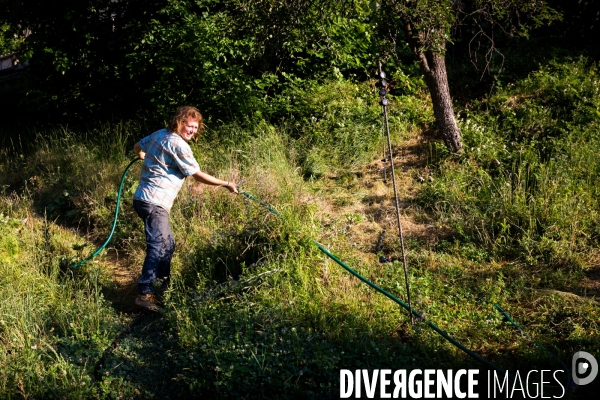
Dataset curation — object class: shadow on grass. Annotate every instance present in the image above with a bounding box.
[87,282,598,399]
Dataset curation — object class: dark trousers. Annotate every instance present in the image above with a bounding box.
[133,200,175,294]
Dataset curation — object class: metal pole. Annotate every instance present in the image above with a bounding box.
[378,61,414,324]
[381,116,388,183]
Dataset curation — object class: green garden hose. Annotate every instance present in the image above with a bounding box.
[68,161,571,387]
[241,189,572,386]
[493,303,572,386]
[313,240,507,374]
[71,157,141,269]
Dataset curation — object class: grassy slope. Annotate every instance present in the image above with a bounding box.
[0,67,599,398]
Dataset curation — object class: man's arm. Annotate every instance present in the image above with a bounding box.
[192,170,238,194]
[134,141,145,160]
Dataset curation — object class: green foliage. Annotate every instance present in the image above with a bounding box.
[123,0,379,121]
[0,23,20,53]
[269,80,385,177]
[1,64,599,398]
[0,0,381,123]
[421,58,600,271]
[0,195,126,398]
[380,0,561,55]
[231,0,377,75]
[122,0,257,118]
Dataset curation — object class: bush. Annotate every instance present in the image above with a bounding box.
[420,58,600,272]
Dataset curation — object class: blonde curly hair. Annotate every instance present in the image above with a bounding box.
[167,106,204,138]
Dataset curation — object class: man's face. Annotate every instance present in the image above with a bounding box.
[181,119,199,141]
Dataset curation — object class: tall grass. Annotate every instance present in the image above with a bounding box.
[0,194,125,398]
[422,58,600,272]
[417,59,600,379]
[0,74,597,398]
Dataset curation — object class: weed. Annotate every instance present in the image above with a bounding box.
[0,69,598,397]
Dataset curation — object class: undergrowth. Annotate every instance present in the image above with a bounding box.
[0,71,598,398]
[421,58,600,273]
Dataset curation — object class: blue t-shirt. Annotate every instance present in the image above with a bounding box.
[133,129,200,212]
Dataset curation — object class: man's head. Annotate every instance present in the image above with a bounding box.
[168,106,203,141]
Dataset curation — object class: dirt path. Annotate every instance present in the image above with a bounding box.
[310,132,448,263]
[94,133,441,312]
[99,249,140,313]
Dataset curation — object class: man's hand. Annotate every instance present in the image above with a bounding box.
[134,141,145,160]
[225,182,239,194]
[191,171,239,194]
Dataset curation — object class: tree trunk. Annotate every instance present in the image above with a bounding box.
[418,49,462,153]
[401,18,463,153]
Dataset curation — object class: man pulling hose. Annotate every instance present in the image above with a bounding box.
[132,106,238,311]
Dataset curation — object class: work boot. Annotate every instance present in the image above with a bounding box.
[135,294,160,312]
[156,277,170,295]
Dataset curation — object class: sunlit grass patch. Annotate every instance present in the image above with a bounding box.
[0,69,598,397]
[0,194,127,398]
